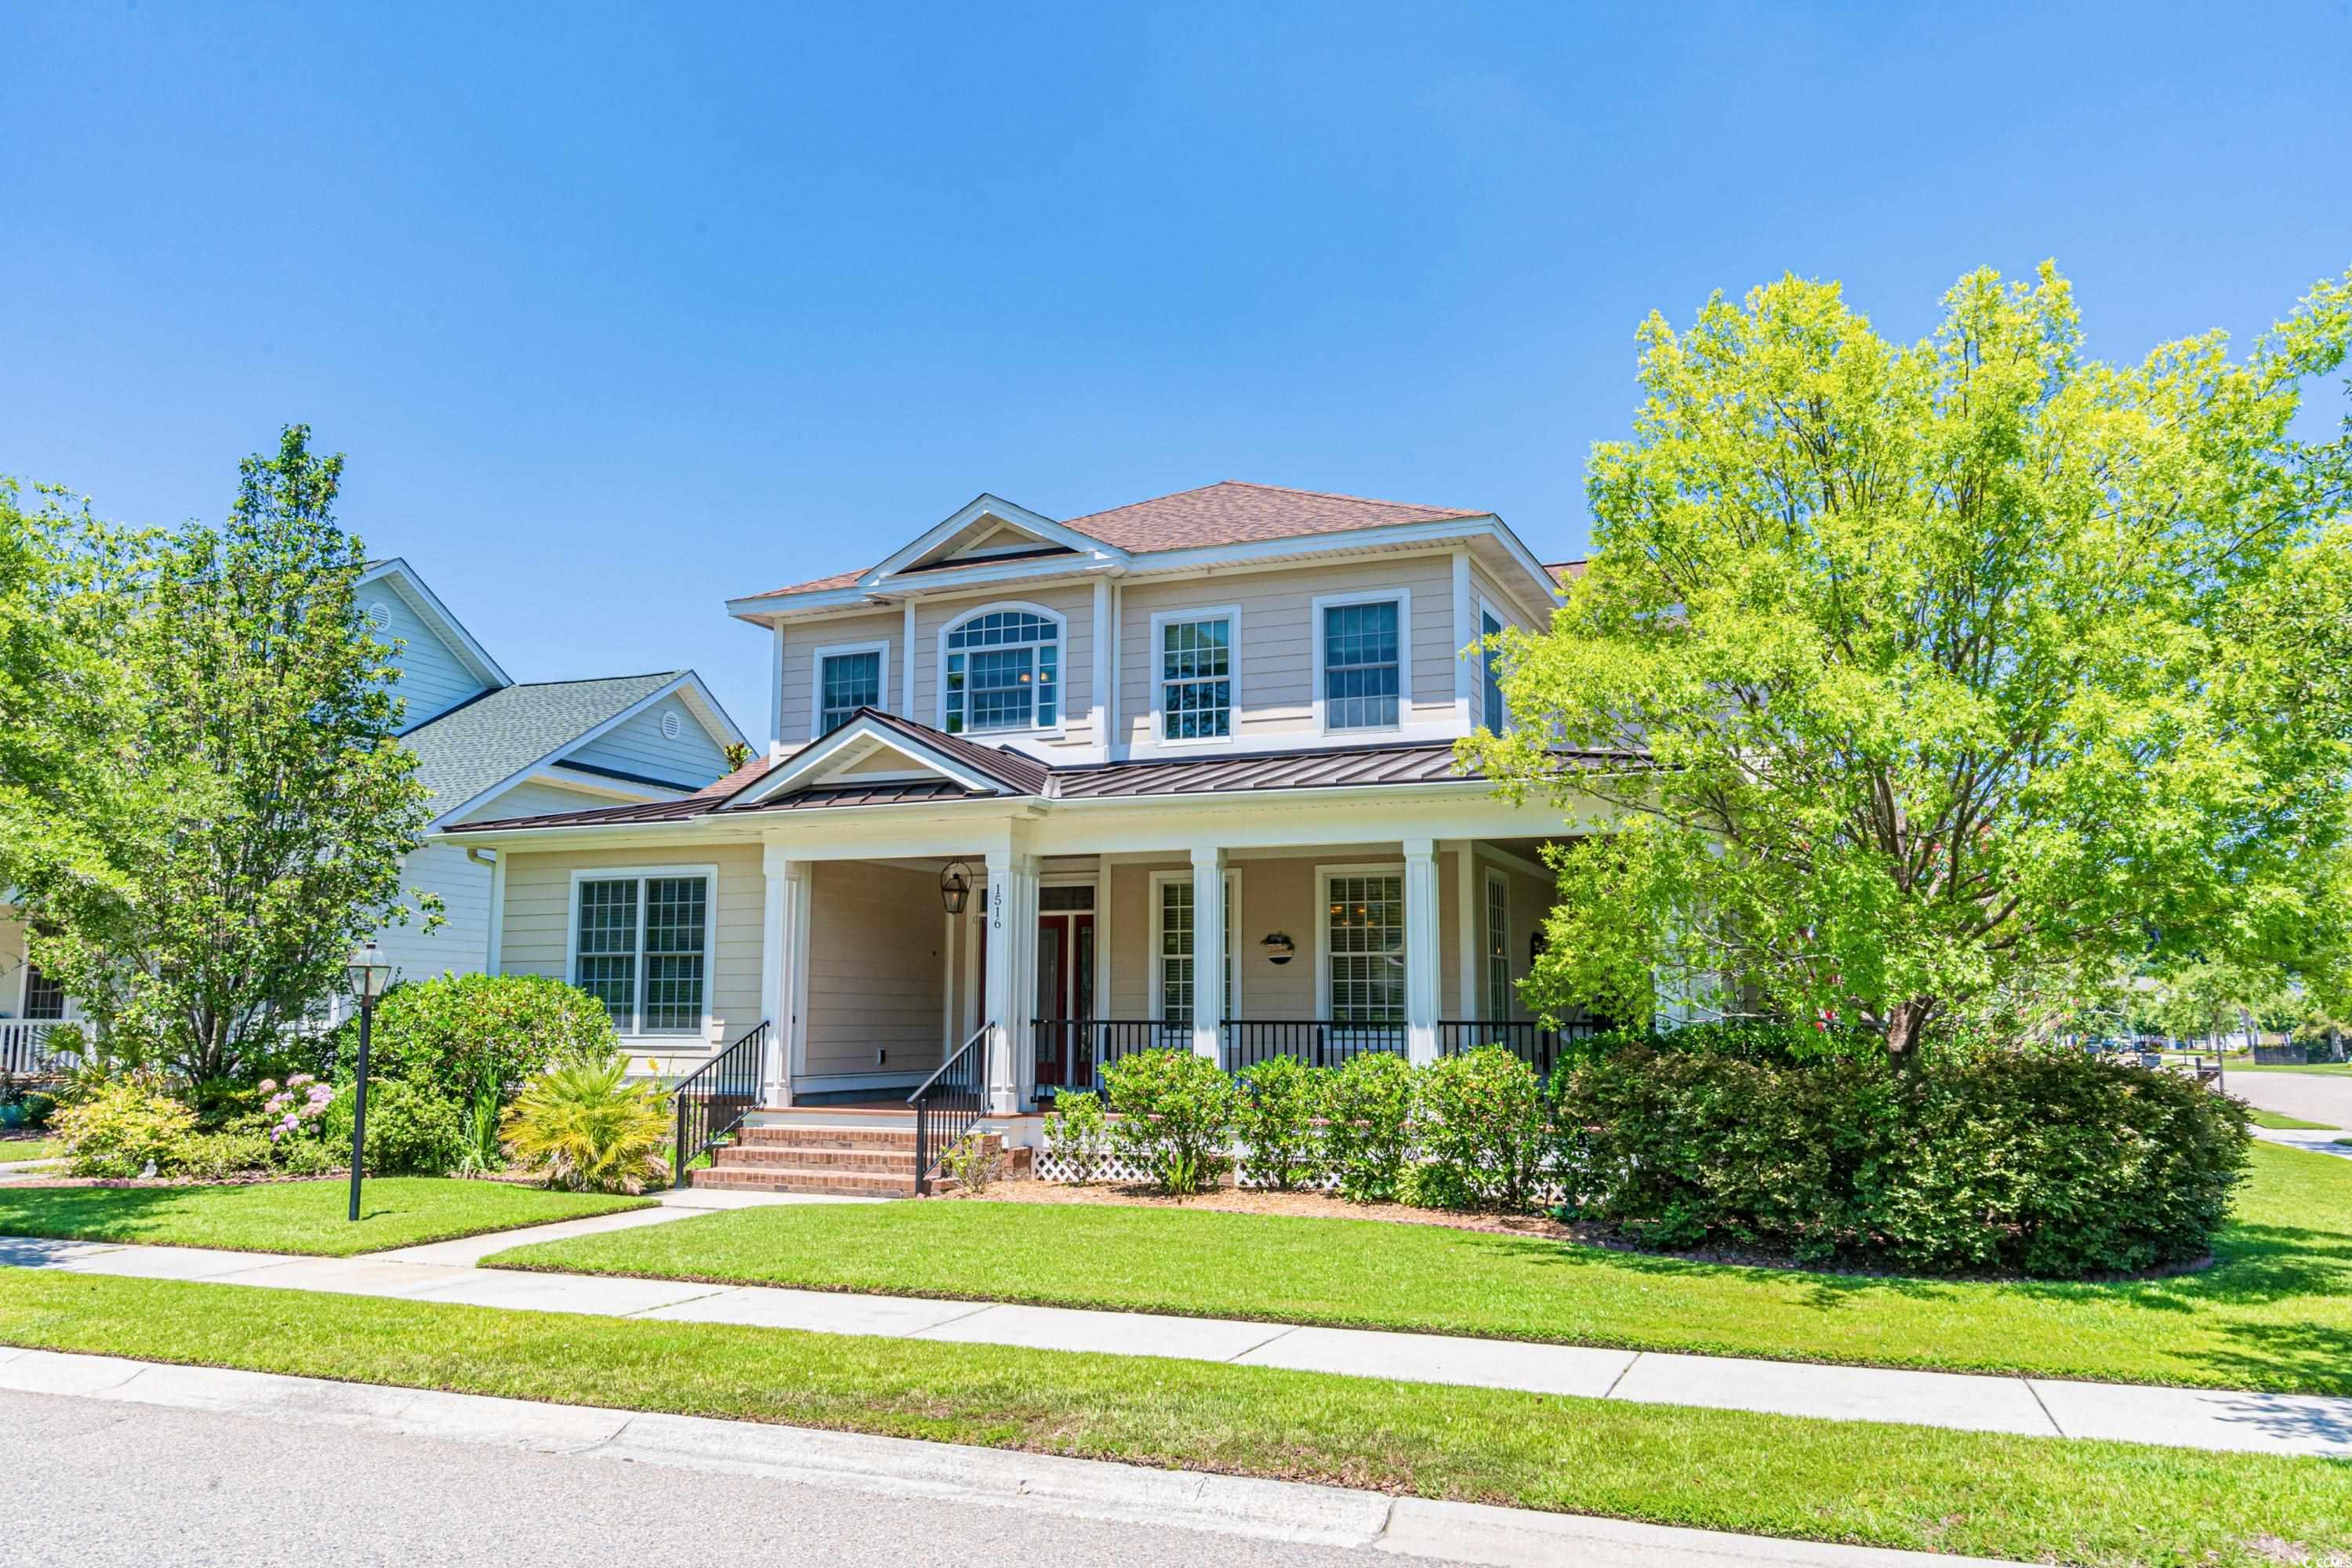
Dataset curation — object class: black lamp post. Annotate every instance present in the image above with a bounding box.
[343,940,392,1223]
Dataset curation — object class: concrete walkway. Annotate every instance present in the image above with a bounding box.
[5,1197,2349,1461]
[0,1352,2016,1568]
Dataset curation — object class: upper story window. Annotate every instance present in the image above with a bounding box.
[1319,596,1403,731]
[1156,609,1235,742]
[816,644,885,736]
[1480,608,1508,733]
[943,608,1060,734]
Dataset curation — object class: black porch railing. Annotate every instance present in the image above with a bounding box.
[1224,1019,1407,1072]
[910,1023,990,1196]
[670,1019,767,1187]
[1436,1018,1605,1078]
[1033,1018,1188,1097]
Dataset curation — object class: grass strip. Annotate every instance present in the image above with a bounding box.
[1,1269,2345,1567]
[2246,1109,2339,1131]
[490,1141,2352,1397]
[0,1177,650,1256]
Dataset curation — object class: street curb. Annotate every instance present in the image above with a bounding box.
[0,1348,2013,1567]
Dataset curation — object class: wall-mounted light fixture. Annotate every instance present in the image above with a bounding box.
[1260,932,1296,966]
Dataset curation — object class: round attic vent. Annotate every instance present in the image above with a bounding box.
[660,710,683,741]
[363,601,391,633]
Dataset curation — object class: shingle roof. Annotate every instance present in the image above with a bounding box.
[1545,559,1588,585]
[744,481,1488,601]
[404,672,691,814]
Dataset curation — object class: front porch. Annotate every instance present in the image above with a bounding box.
[745,836,1584,1118]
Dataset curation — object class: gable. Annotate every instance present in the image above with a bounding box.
[944,521,1059,561]
[366,583,493,729]
[562,694,733,791]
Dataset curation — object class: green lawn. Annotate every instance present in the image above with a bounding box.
[1,1271,2343,1566]
[2246,1108,2339,1131]
[0,1139,64,1163]
[0,1178,651,1256]
[2226,1061,2352,1076]
[494,1141,2352,1396]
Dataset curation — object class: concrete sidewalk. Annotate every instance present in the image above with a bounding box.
[5,1210,2349,1461]
[0,1349,2018,1568]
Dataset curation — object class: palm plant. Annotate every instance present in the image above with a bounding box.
[500,1056,670,1194]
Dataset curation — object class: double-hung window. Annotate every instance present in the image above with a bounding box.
[1157,611,1234,741]
[1325,873,1405,1025]
[1155,875,1236,1022]
[1483,871,1512,1021]
[944,609,1059,734]
[572,869,711,1035]
[21,964,65,1022]
[816,646,884,735]
[1321,599,1402,731]
[1480,608,1508,733]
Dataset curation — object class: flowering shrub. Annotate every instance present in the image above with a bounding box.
[1321,1052,1416,1202]
[258,1074,335,1145]
[1414,1047,1547,1212]
[53,1076,198,1178]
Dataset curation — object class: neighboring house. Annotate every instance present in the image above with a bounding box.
[0,557,745,1068]
[445,481,1615,1188]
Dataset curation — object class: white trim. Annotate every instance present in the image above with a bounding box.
[485,849,506,974]
[1089,577,1112,759]
[1106,583,1123,749]
[768,625,786,760]
[729,712,1009,804]
[902,601,916,714]
[1309,588,1413,737]
[1149,867,1240,1023]
[935,600,1071,739]
[1144,603,1242,750]
[1315,861,1408,1027]
[1483,866,1513,1022]
[562,863,721,1040]
[809,638,892,739]
[867,494,1127,583]
[1451,550,1474,729]
[1453,841,1477,1018]
[359,558,514,691]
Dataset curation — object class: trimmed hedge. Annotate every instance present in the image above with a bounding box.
[1552,1047,2250,1277]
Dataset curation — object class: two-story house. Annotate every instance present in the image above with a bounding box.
[0,556,745,1074]
[445,481,1611,1191]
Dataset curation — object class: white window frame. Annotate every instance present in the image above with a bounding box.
[1477,597,1509,735]
[1310,589,1412,735]
[1146,604,1240,747]
[1483,867,1512,1022]
[1315,862,1408,1025]
[564,864,720,1039]
[810,638,891,739]
[935,601,1069,739]
[1149,868,1240,1022]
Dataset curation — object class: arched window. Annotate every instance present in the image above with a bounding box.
[942,607,1062,734]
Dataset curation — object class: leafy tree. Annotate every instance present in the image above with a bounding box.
[0,480,158,904]
[1468,263,2352,1057]
[32,426,437,1084]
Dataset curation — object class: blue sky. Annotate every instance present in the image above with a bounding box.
[5,1,2349,743]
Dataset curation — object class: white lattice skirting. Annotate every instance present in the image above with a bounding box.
[1033,1146,1345,1189]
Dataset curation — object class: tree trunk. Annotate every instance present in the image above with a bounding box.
[1884,1000,1934,1062]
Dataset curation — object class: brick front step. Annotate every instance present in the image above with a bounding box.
[715,1145,918,1174]
[688,1165,918,1197]
[736,1127,919,1151]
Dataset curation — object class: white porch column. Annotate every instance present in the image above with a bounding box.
[1403,837,1440,1065]
[1450,840,1477,1019]
[1189,845,1226,1062]
[983,851,1039,1113]
[759,844,808,1105]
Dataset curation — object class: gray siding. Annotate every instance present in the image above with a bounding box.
[567,699,731,789]
[369,586,490,729]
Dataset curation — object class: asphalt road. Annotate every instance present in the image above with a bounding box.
[0,1388,1454,1568]
[2226,1070,2352,1129]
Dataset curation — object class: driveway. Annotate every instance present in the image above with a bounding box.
[2227,1070,2352,1130]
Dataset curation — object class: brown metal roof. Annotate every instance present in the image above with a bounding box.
[1047,741,1469,798]
[737,779,989,811]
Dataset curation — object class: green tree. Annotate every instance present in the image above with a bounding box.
[33,426,437,1084]
[1467,263,2352,1057]
[0,480,158,903]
